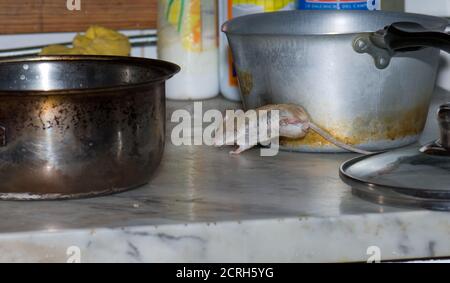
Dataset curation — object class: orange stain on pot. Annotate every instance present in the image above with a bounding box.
[280,103,429,148]
[236,69,253,96]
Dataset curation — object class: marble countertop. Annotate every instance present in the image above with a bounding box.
[0,90,449,263]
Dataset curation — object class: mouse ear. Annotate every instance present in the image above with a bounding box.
[297,106,311,122]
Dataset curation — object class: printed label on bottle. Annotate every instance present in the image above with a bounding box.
[164,0,202,51]
[296,0,380,10]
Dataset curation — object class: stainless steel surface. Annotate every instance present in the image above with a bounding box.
[340,149,450,211]
[0,96,414,233]
[0,89,448,232]
[0,93,448,263]
[223,10,448,152]
[340,101,450,210]
[0,55,179,199]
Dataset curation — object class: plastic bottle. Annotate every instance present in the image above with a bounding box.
[219,0,295,102]
[158,0,219,100]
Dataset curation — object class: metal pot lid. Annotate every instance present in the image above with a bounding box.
[340,103,450,211]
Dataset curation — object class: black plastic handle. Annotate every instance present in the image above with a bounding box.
[384,22,450,54]
[353,21,450,69]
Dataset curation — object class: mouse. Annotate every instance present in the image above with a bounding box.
[213,104,374,155]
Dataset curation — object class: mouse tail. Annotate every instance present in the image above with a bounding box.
[308,123,375,155]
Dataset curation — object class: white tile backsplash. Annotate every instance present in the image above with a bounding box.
[405,0,450,91]
[405,0,450,17]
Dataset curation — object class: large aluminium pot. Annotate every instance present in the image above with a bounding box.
[222,11,450,152]
[0,55,179,200]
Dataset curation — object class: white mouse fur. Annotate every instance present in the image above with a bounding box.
[214,104,374,155]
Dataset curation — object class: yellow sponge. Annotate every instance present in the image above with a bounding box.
[40,25,131,56]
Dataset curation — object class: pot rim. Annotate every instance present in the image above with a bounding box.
[0,55,180,97]
[222,10,449,37]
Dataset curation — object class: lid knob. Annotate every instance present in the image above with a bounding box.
[438,103,450,150]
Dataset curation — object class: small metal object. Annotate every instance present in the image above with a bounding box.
[420,104,450,155]
[340,103,450,211]
[419,140,450,156]
[438,103,450,149]
[352,33,392,69]
[0,125,6,147]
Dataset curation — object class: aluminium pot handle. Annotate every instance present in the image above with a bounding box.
[353,21,450,69]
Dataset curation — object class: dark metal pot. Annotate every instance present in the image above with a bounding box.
[0,55,179,200]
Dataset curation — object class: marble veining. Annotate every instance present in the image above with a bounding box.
[0,211,450,262]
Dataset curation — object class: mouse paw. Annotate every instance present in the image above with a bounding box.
[229,149,241,155]
[230,145,254,155]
